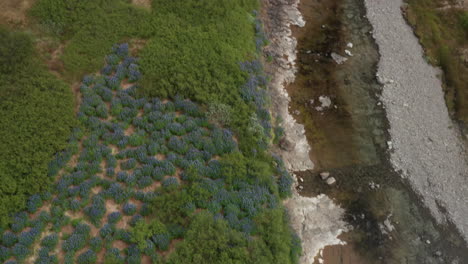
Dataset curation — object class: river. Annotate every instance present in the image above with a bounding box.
[286,0,468,263]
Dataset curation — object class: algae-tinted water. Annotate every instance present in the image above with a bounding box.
[288,0,468,262]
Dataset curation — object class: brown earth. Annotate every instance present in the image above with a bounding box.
[0,0,35,27]
[131,0,151,9]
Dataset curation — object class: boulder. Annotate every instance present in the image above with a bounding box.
[326,177,336,185]
[279,138,296,151]
[320,172,330,180]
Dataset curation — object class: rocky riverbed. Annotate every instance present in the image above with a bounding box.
[263,0,468,263]
[261,0,350,263]
[364,0,468,243]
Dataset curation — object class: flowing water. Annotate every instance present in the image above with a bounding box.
[287,0,468,262]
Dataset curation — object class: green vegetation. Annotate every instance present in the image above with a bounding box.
[0,47,299,263]
[405,0,468,123]
[0,0,302,262]
[461,11,468,32]
[30,0,270,154]
[29,0,149,80]
[0,28,75,227]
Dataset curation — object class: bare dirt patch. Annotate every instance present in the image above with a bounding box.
[91,186,103,195]
[155,154,166,160]
[131,0,151,9]
[105,199,120,216]
[112,240,128,251]
[0,0,35,27]
[124,125,135,136]
[116,215,132,229]
[142,181,161,192]
[141,255,153,264]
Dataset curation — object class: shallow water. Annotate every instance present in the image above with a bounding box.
[287,0,468,262]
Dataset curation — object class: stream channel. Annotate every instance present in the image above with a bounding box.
[286,0,468,263]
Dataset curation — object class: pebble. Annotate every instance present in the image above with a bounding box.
[434,251,442,257]
[387,141,393,150]
[347,42,354,48]
[326,177,336,185]
[299,177,304,182]
[426,240,431,244]
[320,171,330,180]
[299,185,304,190]
[345,49,353,56]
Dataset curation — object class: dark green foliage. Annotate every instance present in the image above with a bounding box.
[131,219,170,251]
[104,248,125,264]
[30,0,149,80]
[41,234,59,250]
[0,29,34,76]
[461,11,468,32]
[166,212,251,263]
[0,28,75,228]
[77,249,97,264]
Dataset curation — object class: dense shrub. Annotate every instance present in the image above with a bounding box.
[77,249,97,264]
[41,234,59,250]
[2,231,17,247]
[104,248,125,264]
[107,212,122,224]
[0,28,75,227]
[123,203,137,216]
[62,234,86,252]
[12,243,29,260]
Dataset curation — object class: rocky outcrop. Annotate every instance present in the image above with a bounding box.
[285,194,348,264]
[261,0,349,263]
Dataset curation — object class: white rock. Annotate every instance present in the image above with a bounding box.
[319,96,332,108]
[285,194,348,264]
[320,172,330,180]
[426,240,431,244]
[299,177,304,182]
[345,49,353,56]
[326,177,336,185]
[318,258,324,264]
[331,52,348,64]
[387,141,393,150]
[347,42,354,48]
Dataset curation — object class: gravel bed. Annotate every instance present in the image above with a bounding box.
[364,0,468,242]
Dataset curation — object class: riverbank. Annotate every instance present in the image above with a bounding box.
[261,0,350,263]
[364,0,468,242]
